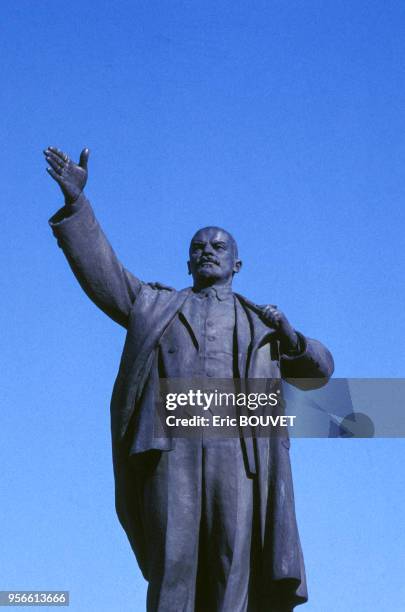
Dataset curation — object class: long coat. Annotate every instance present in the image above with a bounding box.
[50,195,334,609]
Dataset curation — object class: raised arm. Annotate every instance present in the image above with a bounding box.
[44,147,142,328]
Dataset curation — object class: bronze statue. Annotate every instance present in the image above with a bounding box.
[44,146,334,612]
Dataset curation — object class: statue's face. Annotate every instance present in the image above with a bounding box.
[188,227,241,286]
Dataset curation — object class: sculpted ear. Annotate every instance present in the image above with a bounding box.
[187,261,192,275]
[233,259,242,274]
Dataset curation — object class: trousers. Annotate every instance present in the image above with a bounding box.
[131,437,292,612]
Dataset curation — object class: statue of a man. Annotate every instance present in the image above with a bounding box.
[44,146,334,612]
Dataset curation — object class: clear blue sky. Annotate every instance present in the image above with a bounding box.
[1,1,405,610]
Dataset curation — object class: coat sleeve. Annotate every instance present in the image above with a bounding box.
[49,194,142,328]
[280,331,335,389]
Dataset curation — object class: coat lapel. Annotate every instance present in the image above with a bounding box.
[178,292,200,349]
[235,293,279,375]
[234,297,251,377]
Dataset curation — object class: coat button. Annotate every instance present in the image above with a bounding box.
[168,346,177,353]
[207,336,216,342]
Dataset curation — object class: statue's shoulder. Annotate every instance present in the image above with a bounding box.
[134,283,191,309]
[127,286,192,334]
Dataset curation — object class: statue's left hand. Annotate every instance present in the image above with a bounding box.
[260,305,299,353]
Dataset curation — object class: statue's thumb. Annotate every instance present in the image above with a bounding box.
[79,148,90,170]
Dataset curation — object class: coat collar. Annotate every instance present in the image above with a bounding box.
[191,285,233,301]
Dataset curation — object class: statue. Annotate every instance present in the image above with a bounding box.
[44,146,334,612]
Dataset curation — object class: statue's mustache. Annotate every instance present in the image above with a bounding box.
[198,257,220,266]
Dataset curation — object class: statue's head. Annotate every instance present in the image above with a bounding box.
[187,226,242,288]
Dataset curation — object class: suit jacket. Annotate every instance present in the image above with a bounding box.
[50,195,334,609]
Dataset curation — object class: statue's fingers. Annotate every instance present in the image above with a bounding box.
[262,306,280,327]
[46,167,63,183]
[46,156,64,174]
[268,308,280,321]
[262,305,274,317]
[46,151,65,168]
[48,147,68,162]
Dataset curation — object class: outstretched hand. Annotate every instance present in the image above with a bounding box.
[44,147,89,204]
